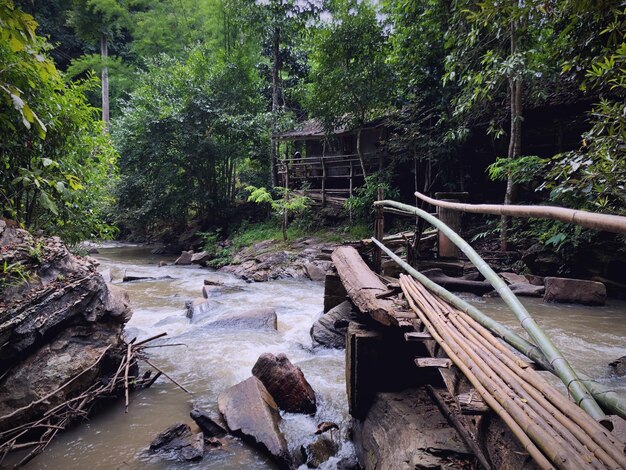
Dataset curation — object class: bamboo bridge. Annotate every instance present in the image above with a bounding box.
[330,195,626,470]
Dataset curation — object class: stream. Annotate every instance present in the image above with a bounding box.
[30,244,626,469]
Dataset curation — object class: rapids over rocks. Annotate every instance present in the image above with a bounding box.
[28,243,626,469]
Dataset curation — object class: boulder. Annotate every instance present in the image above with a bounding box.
[191,251,211,265]
[218,377,291,467]
[104,283,133,323]
[305,263,326,282]
[100,268,112,283]
[149,423,204,461]
[174,251,194,265]
[310,301,354,349]
[301,436,339,468]
[509,283,545,297]
[185,298,210,320]
[609,356,626,377]
[204,308,277,331]
[252,353,317,414]
[190,408,227,437]
[499,272,528,285]
[544,277,606,305]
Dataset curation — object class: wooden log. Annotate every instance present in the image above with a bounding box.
[331,246,397,326]
[415,358,453,368]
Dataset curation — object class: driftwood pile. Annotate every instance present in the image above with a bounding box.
[0,332,185,467]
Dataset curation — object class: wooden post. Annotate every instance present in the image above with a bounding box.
[321,157,327,207]
[435,192,465,259]
[349,160,354,223]
[374,186,384,273]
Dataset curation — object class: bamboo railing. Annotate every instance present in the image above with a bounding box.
[414,191,626,235]
[374,199,606,422]
[372,237,626,421]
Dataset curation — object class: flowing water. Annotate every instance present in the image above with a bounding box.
[29,245,626,469]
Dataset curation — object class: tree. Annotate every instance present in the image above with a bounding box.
[113,46,267,235]
[444,1,558,250]
[307,0,393,177]
[1,2,118,243]
[67,0,130,128]
[228,0,316,186]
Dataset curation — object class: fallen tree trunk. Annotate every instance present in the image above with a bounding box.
[414,191,626,235]
[331,246,397,326]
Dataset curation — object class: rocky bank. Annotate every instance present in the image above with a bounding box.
[0,221,132,457]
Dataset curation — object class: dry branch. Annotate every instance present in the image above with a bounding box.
[0,332,191,466]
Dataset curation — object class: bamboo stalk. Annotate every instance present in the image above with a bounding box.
[434,300,611,468]
[372,237,626,420]
[408,277,626,468]
[373,201,605,422]
[404,277,587,469]
[399,276,554,469]
[414,191,626,235]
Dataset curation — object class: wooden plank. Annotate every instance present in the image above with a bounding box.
[415,358,453,368]
[404,331,434,342]
[331,246,397,326]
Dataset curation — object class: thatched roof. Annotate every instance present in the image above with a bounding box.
[273,116,386,141]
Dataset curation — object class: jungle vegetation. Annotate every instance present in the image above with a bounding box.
[1,0,624,253]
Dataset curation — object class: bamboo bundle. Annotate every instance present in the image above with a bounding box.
[414,191,626,235]
[371,237,626,420]
[374,200,605,422]
[0,332,187,467]
[400,275,626,470]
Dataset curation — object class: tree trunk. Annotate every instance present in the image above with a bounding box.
[270,26,282,187]
[100,33,110,131]
[501,16,523,252]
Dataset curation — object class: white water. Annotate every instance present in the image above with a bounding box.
[32,245,354,469]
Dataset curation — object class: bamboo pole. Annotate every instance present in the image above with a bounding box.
[414,191,626,235]
[399,277,554,469]
[374,200,606,422]
[408,277,626,468]
[371,237,626,421]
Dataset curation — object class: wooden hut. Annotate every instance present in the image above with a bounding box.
[273,117,389,206]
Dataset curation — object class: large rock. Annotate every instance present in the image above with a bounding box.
[352,388,472,469]
[149,423,204,461]
[0,223,132,433]
[218,377,291,467]
[522,243,563,276]
[204,307,277,330]
[301,436,339,468]
[310,300,354,349]
[252,353,317,414]
[544,277,606,305]
[305,263,326,282]
[190,408,227,437]
[609,356,626,377]
[191,251,211,265]
[174,251,193,265]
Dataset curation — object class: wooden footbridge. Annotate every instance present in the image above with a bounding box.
[330,195,626,470]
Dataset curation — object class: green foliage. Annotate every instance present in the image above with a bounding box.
[307,0,392,130]
[487,156,547,185]
[113,46,268,235]
[246,186,311,217]
[0,4,118,244]
[345,173,400,221]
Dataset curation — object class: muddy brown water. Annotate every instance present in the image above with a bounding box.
[29,244,626,469]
